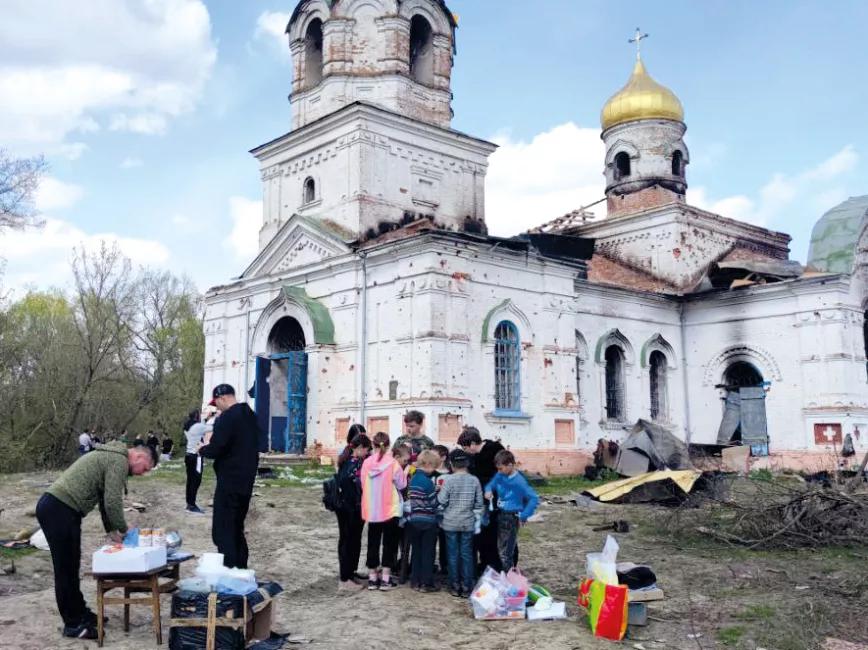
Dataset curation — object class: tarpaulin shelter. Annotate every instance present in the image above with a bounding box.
[614,419,692,476]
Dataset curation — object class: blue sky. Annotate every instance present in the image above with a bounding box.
[1,0,865,294]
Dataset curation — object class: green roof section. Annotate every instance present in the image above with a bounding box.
[282,285,336,345]
[807,195,868,274]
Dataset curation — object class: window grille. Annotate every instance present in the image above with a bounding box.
[494,321,520,412]
[604,345,625,421]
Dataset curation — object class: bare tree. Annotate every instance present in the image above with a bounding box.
[0,149,47,231]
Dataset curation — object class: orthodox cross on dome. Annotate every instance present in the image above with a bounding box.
[629,27,649,59]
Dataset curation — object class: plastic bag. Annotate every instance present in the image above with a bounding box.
[506,568,529,597]
[585,534,619,585]
[123,528,139,547]
[471,567,525,619]
[578,578,628,641]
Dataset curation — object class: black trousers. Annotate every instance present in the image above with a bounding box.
[36,493,87,627]
[436,528,448,572]
[336,509,364,581]
[407,521,437,587]
[212,486,251,569]
[184,453,203,508]
[366,518,400,570]
[475,509,519,574]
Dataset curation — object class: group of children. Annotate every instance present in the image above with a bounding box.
[334,411,539,598]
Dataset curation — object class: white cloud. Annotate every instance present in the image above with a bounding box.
[0,0,217,152]
[109,113,168,136]
[689,145,860,229]
[225,197,262,259]
[485,123,606,236]
[34,176,85,212]
[255,11,291,52]
[120,156,143,169]
[0,217,170,293]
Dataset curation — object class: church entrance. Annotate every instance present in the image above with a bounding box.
[254,317,308,454]
[716,361,769,455]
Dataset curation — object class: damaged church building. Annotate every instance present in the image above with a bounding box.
[202,0,868,474]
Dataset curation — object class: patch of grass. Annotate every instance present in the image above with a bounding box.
[734,604,775,621]
[717,625,746,646]
[749,468,774,482]
[0,546,36,560]
[535,473,614,496]
[260,464,333,488]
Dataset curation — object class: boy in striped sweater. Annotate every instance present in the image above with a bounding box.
[406,450,441,592]
[438,448,484,597]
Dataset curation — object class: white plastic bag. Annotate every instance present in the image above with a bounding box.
[585,534,619,585]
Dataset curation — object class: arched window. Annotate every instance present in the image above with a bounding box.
[303,177,316,204]
[494,320,520,412]
[409,15,434,85]
[304,19,323,87]
[671,150,683,176]
[614,152,631,181]
[604,345,626,421]
[649,350,668,422]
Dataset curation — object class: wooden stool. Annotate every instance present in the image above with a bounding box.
[93,561,186,647]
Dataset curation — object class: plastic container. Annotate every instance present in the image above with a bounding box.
[152,528,165,548]
[505,596,526,609]
[139,528,152,547]
[199,552,224,570]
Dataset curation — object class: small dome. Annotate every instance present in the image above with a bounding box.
[601,57,684,131]
[807,195,868,273]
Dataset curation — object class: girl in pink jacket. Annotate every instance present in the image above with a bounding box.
[360,432,408,590]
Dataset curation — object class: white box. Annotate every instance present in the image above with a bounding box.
[92,545,167,574]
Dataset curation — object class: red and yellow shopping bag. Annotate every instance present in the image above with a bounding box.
[578,578,628,641]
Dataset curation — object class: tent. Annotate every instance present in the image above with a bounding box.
[614,419,693,477]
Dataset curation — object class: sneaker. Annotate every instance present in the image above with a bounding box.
[378,578,395,591]
[449,585,462,598]
[186,505,205,515]
[420,584,440,593]
[62,623,98,639]
[367,577,380,590]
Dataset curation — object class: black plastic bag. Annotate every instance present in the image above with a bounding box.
[168,590,246,650]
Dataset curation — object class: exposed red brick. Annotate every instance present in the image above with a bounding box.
[587,252,680,293]
[606,185,684,218]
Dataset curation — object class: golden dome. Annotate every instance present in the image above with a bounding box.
[601,56,684,131]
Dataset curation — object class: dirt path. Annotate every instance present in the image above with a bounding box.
[0,466,866,649]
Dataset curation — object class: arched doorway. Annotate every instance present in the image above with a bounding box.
[255,317,308,454]
[724,361,763,389]
[717,361,769,454]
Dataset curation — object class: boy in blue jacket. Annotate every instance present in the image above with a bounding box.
[483,450,539,571]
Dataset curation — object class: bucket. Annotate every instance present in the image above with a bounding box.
[505,595,526,609]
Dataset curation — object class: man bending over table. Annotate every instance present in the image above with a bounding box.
[36,441,157,640]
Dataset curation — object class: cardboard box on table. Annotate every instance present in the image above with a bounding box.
[92,546,167,574]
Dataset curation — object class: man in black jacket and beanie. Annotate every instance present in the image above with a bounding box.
[457,426,508,573]
[199,384,259,569]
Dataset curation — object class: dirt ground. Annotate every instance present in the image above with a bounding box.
[0,462,866,650]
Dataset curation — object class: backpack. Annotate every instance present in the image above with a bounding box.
[322,473,342,512]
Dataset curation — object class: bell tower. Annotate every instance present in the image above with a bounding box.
[287,0,456,129]
[600,31,689,217]
[252,0,495,250]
